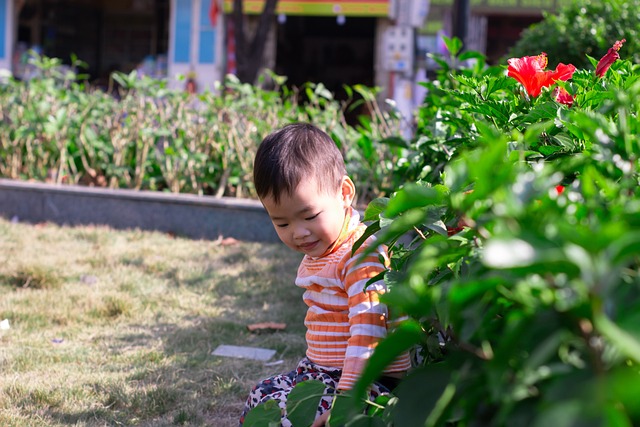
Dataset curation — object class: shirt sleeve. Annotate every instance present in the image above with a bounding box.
[337,240,390,390]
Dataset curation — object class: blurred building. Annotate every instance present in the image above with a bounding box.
[0,0,567,94]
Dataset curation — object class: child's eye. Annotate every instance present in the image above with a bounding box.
[305,212,320,221]
[275,223,288,228]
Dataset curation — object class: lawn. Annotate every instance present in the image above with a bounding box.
[0,218,306,426]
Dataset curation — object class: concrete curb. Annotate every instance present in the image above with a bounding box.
[0,179,279,242]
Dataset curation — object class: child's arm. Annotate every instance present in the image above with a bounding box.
[337,242,391,391]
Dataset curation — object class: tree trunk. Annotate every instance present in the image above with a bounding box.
[232,0,279,84]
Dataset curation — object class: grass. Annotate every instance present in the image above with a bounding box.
[0,218,306,426]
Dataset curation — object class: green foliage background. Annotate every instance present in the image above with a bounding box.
[509,0,640,68]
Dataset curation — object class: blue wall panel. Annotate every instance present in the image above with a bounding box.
[0,0,6,59]
[174,0,192,63]
[199,0,215,64]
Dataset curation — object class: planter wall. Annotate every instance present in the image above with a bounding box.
[0,179,279,242]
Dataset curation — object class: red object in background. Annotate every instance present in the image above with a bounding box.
[447,218,469,236]
[555,185,565,195]
[226,20,237,75]
[209,0,219,26]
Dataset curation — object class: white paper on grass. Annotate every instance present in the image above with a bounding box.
[211,344,276,361]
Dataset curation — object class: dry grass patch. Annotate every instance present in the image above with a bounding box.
[0,219,306,426]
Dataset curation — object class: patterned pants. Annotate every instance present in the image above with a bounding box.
[239,357,390,427]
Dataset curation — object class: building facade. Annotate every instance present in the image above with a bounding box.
[0,0,567,93]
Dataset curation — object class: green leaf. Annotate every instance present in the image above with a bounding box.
[603,403,633,427]
[594,311,640,365]
[531,400,592,427]
[606,368,640,417]
[483,76,513,97]
[428,54,450,72]
[521,102,558,123]
[448,278,503,307]
[352,221,380,255]
[608,231,640,265]
[380,136,409,149]
[523,120,554,145]
[352,320,424,401]
[468,101,510,124]
[329,392,364,427]
[442,36,463,57]
[287,380,328,427]
[425,220,447,236]
[371,208,430,251]
[243,400,282,427]
[392,364,453,427]
[538,145,565,156]
[550,133,578,150]
[346,415,386,427]
[363,198,389,222]
[386,184,447,218]
[458,51,485,62]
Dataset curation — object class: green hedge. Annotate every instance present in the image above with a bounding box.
[0,54,401,205]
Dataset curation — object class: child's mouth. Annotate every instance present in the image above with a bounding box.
[299,241,319,251]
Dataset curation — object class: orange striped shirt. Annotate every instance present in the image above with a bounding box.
[296,208,412,390]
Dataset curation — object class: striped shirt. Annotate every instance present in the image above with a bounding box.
[296,208,412,390]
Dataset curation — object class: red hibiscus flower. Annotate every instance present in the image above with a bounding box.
[507,53,577,97]
[596,39,626,78]
[553,86,574,107]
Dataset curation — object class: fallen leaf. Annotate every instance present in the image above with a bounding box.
[217,236,240,246]
[247,322,287,333]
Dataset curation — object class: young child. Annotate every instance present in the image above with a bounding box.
[240,123,411,427]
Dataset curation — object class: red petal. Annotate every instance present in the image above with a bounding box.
[550,63,577,82]
[507,53,549,97]
[596,39,626,78]
[553,87,574,107]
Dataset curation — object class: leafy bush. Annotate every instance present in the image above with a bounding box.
[0,53,400,203]
[359,37,640,426]
[247,37,640,426]
[509,0,640,69]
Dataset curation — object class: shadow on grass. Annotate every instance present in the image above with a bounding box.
[40,243,307,427]
[44,317,306,426]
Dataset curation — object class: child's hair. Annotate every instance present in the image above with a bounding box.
[253,123,347,204]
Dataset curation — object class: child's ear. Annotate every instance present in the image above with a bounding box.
[341,176,356,207]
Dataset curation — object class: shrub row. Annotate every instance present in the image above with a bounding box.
[0,54,401,205]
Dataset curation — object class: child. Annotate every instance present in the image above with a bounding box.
[240,123,411,427]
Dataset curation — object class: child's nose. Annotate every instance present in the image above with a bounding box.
[293,224,310,240]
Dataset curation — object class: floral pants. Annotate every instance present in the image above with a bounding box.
[239,357,390,427]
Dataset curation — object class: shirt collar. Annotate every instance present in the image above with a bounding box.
[317,206,360,258]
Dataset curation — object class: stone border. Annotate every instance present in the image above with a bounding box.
[0,179,278,242]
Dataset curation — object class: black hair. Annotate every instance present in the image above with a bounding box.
[253,123,346,204]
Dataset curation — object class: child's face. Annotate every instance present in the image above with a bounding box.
[261,176,355,257]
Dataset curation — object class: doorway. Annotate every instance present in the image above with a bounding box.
[15,0,170,86]
[275,15,376,99]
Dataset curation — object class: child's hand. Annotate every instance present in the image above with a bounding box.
[310,410,330,427]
